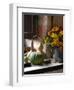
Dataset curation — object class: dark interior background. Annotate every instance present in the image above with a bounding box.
[22,14,63,39]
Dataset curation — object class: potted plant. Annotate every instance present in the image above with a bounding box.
[43,25,63,63]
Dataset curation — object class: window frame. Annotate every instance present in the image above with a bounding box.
[9,4,71,86]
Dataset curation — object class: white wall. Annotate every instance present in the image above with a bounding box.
[0,0,74,89]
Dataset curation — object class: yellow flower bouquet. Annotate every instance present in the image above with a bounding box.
[42,25,63,62]
[43,25,63,48]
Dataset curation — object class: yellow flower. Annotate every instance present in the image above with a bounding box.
[60,31,63,35]
[58,30,63,37]
[50,33,59,39]
[48,31,51,36]
[48,31,52,36]
[51,26,59,32]
[50,39,60,47]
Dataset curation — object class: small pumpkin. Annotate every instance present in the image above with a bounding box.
[27,50,44,65]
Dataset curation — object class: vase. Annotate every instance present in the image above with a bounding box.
[52,47,63,63]
[52,47,59,62]
[43,44,52,59]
